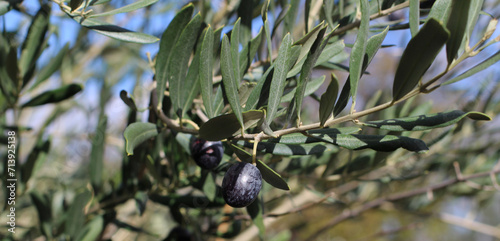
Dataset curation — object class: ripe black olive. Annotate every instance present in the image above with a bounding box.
[222,162,262,208]
[190,138,223,170]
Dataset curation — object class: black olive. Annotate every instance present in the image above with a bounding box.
[190,138,223,170]
[222,162,262,208]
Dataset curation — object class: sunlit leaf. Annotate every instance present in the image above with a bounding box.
[267,33,292,127]
[442,50,500,86]
[427,0,452,24]
[221,34,245,130]
[168,13,202,119]
[409,0,420,36]
[155,4,194,110]
[124,122,159,155]
[334,27,389,115]
[281,75,326,103]
[289,25,327,124]
[200,25,215,118]
[90,0,158,17]
[70,15,159,44]
[348,0,369,107]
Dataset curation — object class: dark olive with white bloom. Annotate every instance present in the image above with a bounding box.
[190,138,223,170]
[222,162,262,208]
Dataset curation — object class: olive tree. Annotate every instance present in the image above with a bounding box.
[1,0,500,240]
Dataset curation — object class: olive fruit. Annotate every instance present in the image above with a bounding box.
[190,138,223,170]
[222,162,262,208]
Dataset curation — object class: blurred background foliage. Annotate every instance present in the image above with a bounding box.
[1,0,500,240]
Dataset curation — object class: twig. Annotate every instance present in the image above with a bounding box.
[438,212,500,238]
[305,168,500,241]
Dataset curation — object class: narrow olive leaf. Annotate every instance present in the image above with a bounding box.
[200,25,215,118]
[30,192,53,238]
[392,18,449,101]
[264,20,273,63]
[168,13,202,119]
[446,0,470,64]
[329,134,428,153]
[409,0,420,37]
[70,15,159,44]
[334,27,389,116]
[244,65,274,111]
[74,215,104,241]
[442,49,500,86]
[70,0,84,12]
[427,0,452,24]
[180,27,204,119]
[124,122,159,155]
[221,35,245,130]
[315,40,345,66]
[231,18,241,81]
[89,115,107,193]
[234,140,338,156]
[286,22,325,78]
[463,0,483,46]
[89,0,111,5]
[349,0,369,107]
[64,189,92,237]
[19,4,49,84]
[213,86,225,116]
[22,83,82,107]
[361,110,491,131]
[31,43,69,90]
[90,0,158,17]
[281,75,325,103]
[291,25,327,124]
[257,160,290,190]
[199,110,265,141]
[267,34,292,127]
[155,4,194,110]
[239,26,263,78]
[319,73,339,126]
